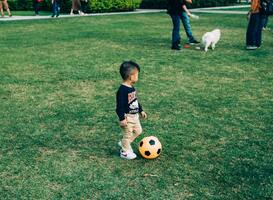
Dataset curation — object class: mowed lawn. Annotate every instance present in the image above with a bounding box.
[0,13,272,199]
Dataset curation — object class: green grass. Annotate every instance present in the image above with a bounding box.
[0,13,273,199]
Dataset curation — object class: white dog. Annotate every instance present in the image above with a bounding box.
[202,29,221,52]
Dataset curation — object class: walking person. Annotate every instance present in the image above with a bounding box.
[33,0,41,15]
[80,0,88,14]
[262,15,270,30]
[70,0,84,15]
[181,2,200,45]
[0,0,12,17]
[246,0,266,50]
[51,0,60,17]
[167,0,199,50]
[116,61,147,160]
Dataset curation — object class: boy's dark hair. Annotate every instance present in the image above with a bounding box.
[119,61,140,80]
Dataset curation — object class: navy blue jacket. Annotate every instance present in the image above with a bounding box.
[116,84,143,121]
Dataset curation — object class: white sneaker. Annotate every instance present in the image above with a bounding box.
[118,141,133,152]
[120,150,137,160]
[246,45,258,50]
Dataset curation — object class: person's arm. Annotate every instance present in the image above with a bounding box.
[182,4,191,16]
[116,89,127,126]
[247,0,257,19]
[138,102,147,119]
[250,0,260,13]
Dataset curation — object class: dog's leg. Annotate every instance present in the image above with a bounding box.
[204,43,209,52]
[211,42,216,50]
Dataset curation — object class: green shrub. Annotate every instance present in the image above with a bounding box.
[89,0,141,13]
[140,0,238,9]
[7,0,238,12]
[8,0,60,12]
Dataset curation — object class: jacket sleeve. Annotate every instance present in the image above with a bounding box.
[138,102,143,113]
[116,89,126,121]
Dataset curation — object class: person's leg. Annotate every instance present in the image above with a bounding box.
[33,0,39,15]
[0,2,4,17]
[3,0,11,16]
[181,12,196,43]
[246,13,259,46]
[51,1,55,17]
[80,1,84,13]
[119,115,137,159]
[81,1,87,13]
[77,0,83,15]
[129,116,142,143]
[121,122,134,152]
[262,15,268,28]
[255,14,265,47]
[170,14,181,49]
[56,2,60,17]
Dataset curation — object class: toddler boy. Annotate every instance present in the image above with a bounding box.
[116,61,147,160]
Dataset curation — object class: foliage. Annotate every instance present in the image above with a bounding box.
[89,0,141,13]
[140,0,238,9]
[7,0,141,12]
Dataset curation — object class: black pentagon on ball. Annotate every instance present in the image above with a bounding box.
[140,141,143,147]
[157,148,161,154]
[145,151,151,156]
[149,139,155,145]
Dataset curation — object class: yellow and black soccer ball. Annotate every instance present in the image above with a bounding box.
[139,136,162,159]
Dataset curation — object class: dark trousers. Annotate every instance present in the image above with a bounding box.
[80,1,87,13]
[170,13,195,45]
[33,0,39,15]
[262,15,269,28]
[246,13,264,47]
[52,1,60,16]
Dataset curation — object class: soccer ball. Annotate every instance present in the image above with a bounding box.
[139,136,162,159]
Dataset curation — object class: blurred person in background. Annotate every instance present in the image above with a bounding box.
[0,0,12,17]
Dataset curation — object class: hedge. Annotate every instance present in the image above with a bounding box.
[89,0,141,13]
[7,0,238,12]
[7,0,141,13]
[140,0,239,9]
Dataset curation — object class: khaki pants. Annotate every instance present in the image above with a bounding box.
[121,114,142,151]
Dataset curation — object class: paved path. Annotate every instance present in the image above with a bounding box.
[0,5,250,22]
[191,10,248,15]
[191,5,249,15]
[194,5,249,10]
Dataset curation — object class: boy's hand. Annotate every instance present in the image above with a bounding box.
[120,119,127,127]
[140,111,147,119]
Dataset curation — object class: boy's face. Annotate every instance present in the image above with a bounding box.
[129,69,139,84]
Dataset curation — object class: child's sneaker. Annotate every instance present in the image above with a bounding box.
[118,141,133,152]
[120,150,137,160]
